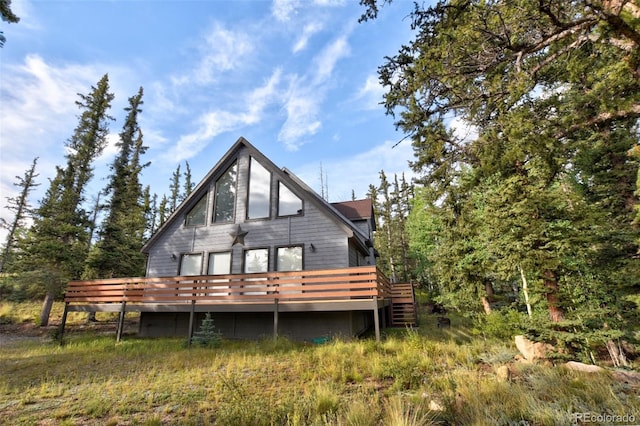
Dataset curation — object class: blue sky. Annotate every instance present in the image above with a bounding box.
[0,0,422,240]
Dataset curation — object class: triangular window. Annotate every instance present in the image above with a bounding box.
[278,182,302,216]
[185,194,207,226]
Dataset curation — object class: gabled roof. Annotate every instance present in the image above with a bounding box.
[331,199,376,231]
[142,137,371,253]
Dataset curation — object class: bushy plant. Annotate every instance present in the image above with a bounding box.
[190,313,222,348]
[474,308,527,340]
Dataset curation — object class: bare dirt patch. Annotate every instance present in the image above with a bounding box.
[0,319,139,346]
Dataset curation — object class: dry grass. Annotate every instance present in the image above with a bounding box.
[0,301,638,425]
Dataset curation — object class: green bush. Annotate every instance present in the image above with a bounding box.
[474,308,527,339]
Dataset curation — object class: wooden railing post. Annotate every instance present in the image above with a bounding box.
[373,297,380,343]
[57,302,69,345]
[116,302,126,342]
[273,298,279,340]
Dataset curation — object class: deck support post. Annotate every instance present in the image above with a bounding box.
[58,302,69,344]
[116,302,127,342]
[187,301,196,346]
[273,299,279,340]
[373,298,380,343]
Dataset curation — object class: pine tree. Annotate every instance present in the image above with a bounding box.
[158,195,168,226]
[183,162,194,201]
[84,87,148,279]
[364,0,640,358]
[190,312,222,347]
[0,157,39,272]
[20,74,114,326]
[169,164,181,212]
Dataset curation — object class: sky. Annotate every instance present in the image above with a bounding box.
[0,0,423,242]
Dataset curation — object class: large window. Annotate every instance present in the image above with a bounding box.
[278,182,302,216]
[208,252,231,275]
[244,248,269,273]
[185,194,207,226]
[180,253,203,276]
[208,251,231,296]
[213,161,238,223]
[247,157,271,220]
[244,248,268,295]
[277,246,302,271]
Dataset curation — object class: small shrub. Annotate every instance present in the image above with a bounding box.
[190,313,222,348]
[475,309,527,339]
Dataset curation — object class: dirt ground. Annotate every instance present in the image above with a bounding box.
[0,319,140,347]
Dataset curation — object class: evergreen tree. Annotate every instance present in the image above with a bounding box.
[19,74,114,325]
[158,195,168,226]
[0,157,39,272]
[363,1,639,358]
[0,0,19,48]
[84,87,148,279]
[169,164,181,212]
[183,161,194,201]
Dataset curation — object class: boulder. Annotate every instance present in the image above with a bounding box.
[564,361,604,373]
[514,335,555,361]
[495,365,511,381]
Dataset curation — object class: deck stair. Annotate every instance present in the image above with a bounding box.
[389,283,417,327]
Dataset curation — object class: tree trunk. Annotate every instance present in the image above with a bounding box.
[484,281,494,300]
[481,296,492,314]
[605,339,629,368]
[40,291,55,327]
[518,265,532,317]
[543,270,564,322]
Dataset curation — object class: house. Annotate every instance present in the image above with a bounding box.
[138,137,381,340]
[61,137,416,342]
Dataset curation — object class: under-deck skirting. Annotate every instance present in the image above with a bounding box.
[59,299,390,343]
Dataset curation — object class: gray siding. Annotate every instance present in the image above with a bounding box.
[146,145,351,277]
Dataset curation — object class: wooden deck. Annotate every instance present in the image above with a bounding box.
[60,266,406,342]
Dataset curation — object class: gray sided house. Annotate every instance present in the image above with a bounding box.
[139,137,379,340]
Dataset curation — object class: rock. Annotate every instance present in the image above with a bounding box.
[612,370,640,384]
[495,365,511,381]
[564,361,605,373]
[514,335,555,361]
[428,400,445,412]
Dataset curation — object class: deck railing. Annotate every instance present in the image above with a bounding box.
[64,266,391,306]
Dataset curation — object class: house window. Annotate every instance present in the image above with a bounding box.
[213,161,238,223]
[278,182,302,216]
[185,194,207,226]
[244,248,269,273]
[247,157,271,220]
[180,253,203,276]
[277,246,302,271]
[244,248,268,295]
[208,252,231,275]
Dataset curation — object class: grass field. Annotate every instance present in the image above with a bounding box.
[1,301,638,425]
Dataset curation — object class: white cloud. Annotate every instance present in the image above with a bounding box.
[271,0,300,22]
[247,68,283,118]
[278,91,322,150]
[164,69,284,162]
[172,22,254,86]
[277,33,353,149]
[1,55,102,140]
[292,22,323,53]
[354,74,385,110]
[312,35,350,84]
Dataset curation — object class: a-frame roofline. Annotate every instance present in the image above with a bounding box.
[142,136,370,254]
